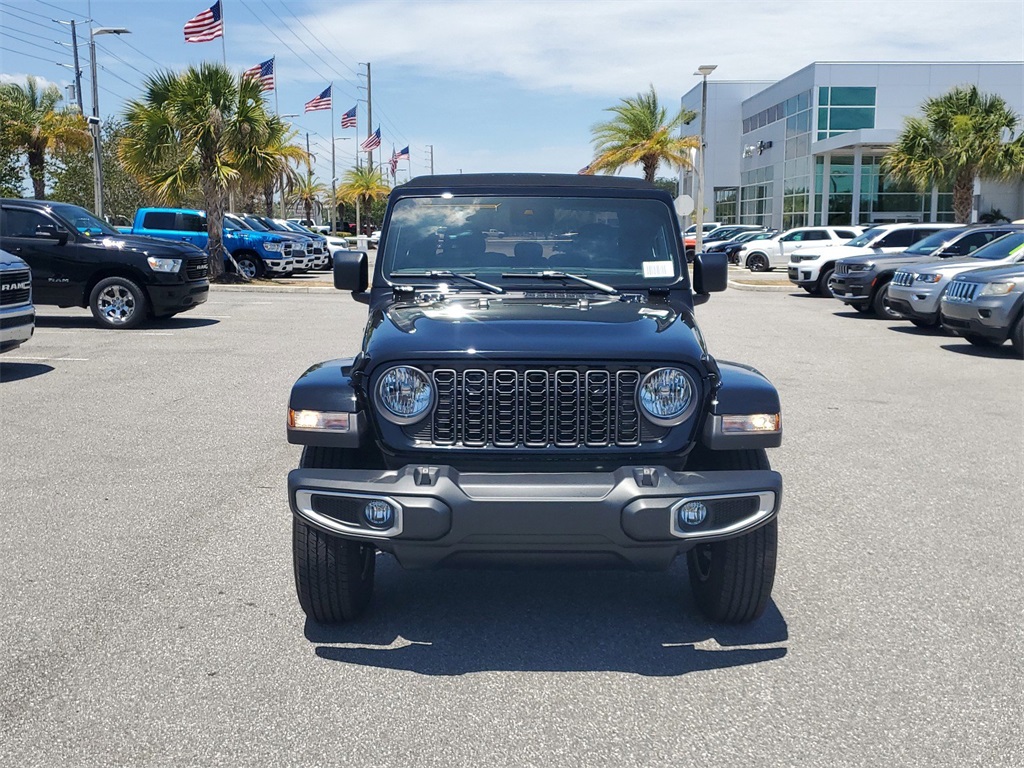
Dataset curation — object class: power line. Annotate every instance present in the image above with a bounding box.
[278,2,360,80]
[93,40,148,79]
[0,4,70,32]
[34,0,82,17]
[0,43,67,65]
[3,23,63,44]
[258,0,360,94]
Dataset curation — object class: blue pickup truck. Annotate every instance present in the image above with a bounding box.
[120,208,294,279]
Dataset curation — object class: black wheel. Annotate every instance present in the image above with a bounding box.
[963,333,999,348]
[1012,315,1023,358]
[685,448,778,624]
[871,281,901,319]
[685,248,695,263]
[292,446,376,624]
[89,276,148,329]
[910,317,936,328]
[815,267,835,297]
[746,253,769,272]
[234,252,265,279]
[851,302,870,313]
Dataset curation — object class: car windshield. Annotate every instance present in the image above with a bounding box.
[904,228,967,255]
[970,231,1024,260]
[742,231,773,242]
[48,203,119,236]
[381,195,682,288]
[224,214,250,230]
[242,216,270,231]
[844,227,887,248]
[260,218,288,231]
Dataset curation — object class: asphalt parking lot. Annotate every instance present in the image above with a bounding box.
[1,287,1021,767]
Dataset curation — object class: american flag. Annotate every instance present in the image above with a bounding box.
[360,126,381,151]
[340,105,357,129]
[184,1,223,43]
[578,164,592,175]
[388,148,399,177]
[395,146,410,162]
[242,58,275,92]
[304,85,332,113]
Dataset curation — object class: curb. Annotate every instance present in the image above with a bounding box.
[727,280,795,292]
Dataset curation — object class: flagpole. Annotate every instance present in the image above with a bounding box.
[330,82,336,235]
[220,0,227,67]
[273,56,278,114]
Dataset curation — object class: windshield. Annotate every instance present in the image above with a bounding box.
[242,216,270,232]
[742,231,773,242]
[224,214,251,230]
[844,227,887,248]
[48,203,119,236]
[970,231,1024,260]
[382,194,682,288]
[260,218,289,232]
[904,228,967,256]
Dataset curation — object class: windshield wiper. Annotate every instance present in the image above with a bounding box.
[501,270,619,296]
[389,270,505,294]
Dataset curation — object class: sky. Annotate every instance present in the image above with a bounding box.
[2,0,1023,188]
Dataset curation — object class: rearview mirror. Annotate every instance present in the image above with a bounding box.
[334,250,369,303]
[35,225,69,245]
[693,251,728,295]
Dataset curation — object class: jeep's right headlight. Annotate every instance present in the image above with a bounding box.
[376,366,434,424]
[637,367,696,426]
[979,281,1016,296]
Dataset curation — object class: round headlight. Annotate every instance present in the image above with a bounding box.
[376,366,434,424]
[637,367,696,426]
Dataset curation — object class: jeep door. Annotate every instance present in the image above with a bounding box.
[0,204,80,305]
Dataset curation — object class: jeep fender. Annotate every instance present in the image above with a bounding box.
[287,357,367,447]
[702,360,782,449]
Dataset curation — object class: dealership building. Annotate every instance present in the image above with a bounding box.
[679,62,1024,229]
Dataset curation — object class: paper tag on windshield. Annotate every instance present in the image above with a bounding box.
[642,261,674,278]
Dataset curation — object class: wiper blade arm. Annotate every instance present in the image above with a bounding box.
[389,270,505,294]
[500,270,619,295]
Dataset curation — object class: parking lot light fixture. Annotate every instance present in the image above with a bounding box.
[693,64,717,256]
[89,26,131,219]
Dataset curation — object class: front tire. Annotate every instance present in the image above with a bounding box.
[1012,315,1023,358]
[872,281,901,318]
[234,252,265,279]
[817,267,836,297]
[685,448,778,624]
[292,445,376,624]
[746,253,769,272]
[964,333,999,348]
[910,317,936,328]
[89,276,148,329]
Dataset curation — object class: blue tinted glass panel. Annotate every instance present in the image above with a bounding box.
[829,107,875,131]
[830,87,875,106]
[818,87,829,106]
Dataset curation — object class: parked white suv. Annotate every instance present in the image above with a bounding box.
[788,223,957,297]
[740,226,862,272]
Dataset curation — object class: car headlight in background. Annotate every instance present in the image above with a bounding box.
[848,263,872,272]
[376,366,434,424]
[979,281,1016,296]
[637,367,696,426]
[264,241,285,252]
[147,256,182,272]
[915,273,942,284]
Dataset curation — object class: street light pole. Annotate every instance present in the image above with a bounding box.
[89,26,130,218]
[693,64,717,258]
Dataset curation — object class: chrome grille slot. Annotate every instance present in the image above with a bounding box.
[554,370,580,446]
[462,369,488,446]
[432,370,456,444]
[524,370,549,447]
[492,370,519,446]
[946,280,978,303]
[892,270,914,287]
[615,371,641,446]
[835,262,849,276]
[585,371,611,446]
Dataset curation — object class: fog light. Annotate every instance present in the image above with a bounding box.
[678,501,707,526]
[363,500,395,529]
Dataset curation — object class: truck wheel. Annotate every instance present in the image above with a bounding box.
[871,282,901,318]
[801,286,815,294]
[910,318,936,328]
[293,518,375,624]
[234,252,265,279]
[817,267,836,297]
[685,448,777,624]
[89,276,148,329]
[963,333,999,348]
[1012,315,1023,358]
[851,302,870,313]
[746,253,769,272]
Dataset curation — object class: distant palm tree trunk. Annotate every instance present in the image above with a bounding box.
[28,144,46,199]
[263,182,274,217]
[952,171,975,224]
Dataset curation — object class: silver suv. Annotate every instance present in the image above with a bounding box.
[940,263,1024,357]
[888,231,1024,328]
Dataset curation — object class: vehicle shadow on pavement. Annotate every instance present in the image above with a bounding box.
[33,315,219,330]
[0,362,54,382]
[939,342,1019,359]
[885,324,945,336]
[306,557,788,676]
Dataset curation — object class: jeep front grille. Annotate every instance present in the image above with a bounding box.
[834,262,849,276]
[0,269,31,305]
[945,280,980,303]
[422,366,660,449]
[185,257,209,281]
[892,270,914,287]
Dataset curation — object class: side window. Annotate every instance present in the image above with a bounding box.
[1,208,58,238]
[177,213,208,233]
[781,230,804,242]
[805,231,830,241]
[876,229,918,248]
[956,231,999,254]
[142,211,177,230]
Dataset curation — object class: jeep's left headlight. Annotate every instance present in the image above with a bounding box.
[376,366,434,424]
[915,273,942,284]
[848,263,872,272]
[979,281,1016,296]
[638,367,696,426]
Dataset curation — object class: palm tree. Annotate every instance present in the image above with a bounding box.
[883,85,1024,223]
[589,85,698,182]
[337,166,389,235]
[0,76,90,199]
[290,177,327,224]
[235,114,308,216]
[119,63,272,279]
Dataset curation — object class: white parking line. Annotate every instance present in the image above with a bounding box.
[2,356,88,362]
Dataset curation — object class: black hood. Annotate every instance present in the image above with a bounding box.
[80,233,203,258]
[361,294,707,368]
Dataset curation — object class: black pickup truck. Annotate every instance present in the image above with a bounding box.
[0,199,209,329]
[286,174,784,624]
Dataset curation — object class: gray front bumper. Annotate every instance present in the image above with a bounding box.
[289,465,782,570]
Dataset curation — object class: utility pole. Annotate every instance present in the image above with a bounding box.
[89,33,103,217]
[426,144,434,175]
[70,21,84,113]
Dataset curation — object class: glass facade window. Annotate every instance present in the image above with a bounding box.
[715,188,739,225]
[740,167,773,226]
[742,89,813,134]
[816,87,876,140]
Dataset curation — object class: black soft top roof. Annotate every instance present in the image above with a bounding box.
[397,173,657,191]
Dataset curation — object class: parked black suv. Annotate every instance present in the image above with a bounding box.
[286,174,784,625]
[0,199,209,329]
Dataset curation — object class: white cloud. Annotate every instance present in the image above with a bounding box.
[0,73,68,91]
[278,0,1024,97]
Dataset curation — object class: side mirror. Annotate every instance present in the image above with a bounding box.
[334,250,369,302]
[35,226,68,245]
[693,251,728,295]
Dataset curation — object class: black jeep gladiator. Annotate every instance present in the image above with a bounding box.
[286,174,783,624]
